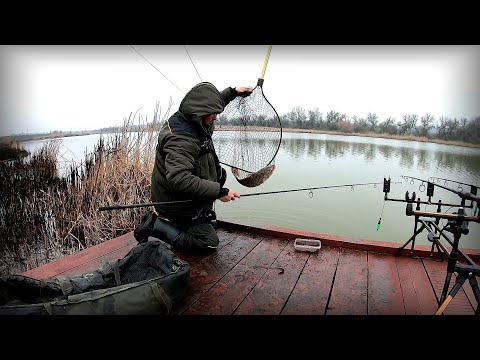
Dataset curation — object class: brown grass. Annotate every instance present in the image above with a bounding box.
[0,101,171,275]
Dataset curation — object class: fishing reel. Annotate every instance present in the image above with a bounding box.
[438,207,470,238]
[192,208,217,227]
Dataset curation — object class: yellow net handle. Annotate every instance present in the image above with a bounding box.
[257,45,272,87]
[260,45,272,80]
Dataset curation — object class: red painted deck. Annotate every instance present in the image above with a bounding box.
[22,219,479,315]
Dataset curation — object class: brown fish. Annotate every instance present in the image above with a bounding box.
[231,164,275,187]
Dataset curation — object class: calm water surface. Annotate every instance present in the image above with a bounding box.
[23,132,480,250]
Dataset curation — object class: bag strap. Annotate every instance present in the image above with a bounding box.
[150,283,172,315]
[113,261,122,286]
[43,302,53,315]
[56,275,73,296]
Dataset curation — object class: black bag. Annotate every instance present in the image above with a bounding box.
[0,240,190,315]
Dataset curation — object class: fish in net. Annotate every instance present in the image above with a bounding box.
[215,46,282,187]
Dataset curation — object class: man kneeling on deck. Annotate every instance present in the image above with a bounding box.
[134,82,251,253]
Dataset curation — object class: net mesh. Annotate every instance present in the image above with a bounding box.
[215,84,282,187]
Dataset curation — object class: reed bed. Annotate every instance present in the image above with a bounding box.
[0,101,171,276]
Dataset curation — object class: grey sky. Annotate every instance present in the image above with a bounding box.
[1,45,478,136]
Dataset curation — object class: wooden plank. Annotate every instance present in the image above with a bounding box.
[422,258,475,315]
[455,260,479,310]
[22,231,138,279]
[58,244,135,277]
[395,255,438,315]
[367,252,405,315]
[184,236,289,315]
[281,246,340,315]
[173,228,239,268]
[462,276,479,310]
[172,233,263,315]
[233,242,310,315]
[327,248,368,315]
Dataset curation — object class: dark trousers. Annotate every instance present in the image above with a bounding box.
[179,221,219,252]
[156,210,219,253]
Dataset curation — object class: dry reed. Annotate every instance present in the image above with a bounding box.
[0,101,172,276]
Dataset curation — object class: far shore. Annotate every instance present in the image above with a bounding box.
[277,128,480,149]
[0,127,479,162]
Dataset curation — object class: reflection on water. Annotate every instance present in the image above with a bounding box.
[22,132,480,250]
[278,135,480,178]
[377,144,394,160]
[417,149,429,171]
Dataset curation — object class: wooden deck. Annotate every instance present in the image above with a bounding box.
[23,219,480,315]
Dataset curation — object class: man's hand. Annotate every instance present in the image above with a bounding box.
[235,86,253,97]
[220,189,241,202]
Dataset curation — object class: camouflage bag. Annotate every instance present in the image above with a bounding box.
[0,239,190,315]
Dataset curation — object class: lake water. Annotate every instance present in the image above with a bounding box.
[22,132,480,250]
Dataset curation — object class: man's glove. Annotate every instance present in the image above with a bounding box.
[218,187,229,199]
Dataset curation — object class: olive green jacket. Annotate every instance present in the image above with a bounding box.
[151,82,236,220]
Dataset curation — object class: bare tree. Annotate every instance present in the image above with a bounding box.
[446,118,459,140]
[419,113,434,137]
[352,115,368,132]
[284,106,307,129]
[437,116,448,139]
[456,117,469,141]
[325,110,340,130]
[399,114,417,135]
[464,116,480,144]
[366,112,379,132]
[379,117,398,135]
[307,108,323,129]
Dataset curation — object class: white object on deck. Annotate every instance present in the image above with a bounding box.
[294,238,321,252]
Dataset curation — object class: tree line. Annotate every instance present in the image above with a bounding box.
[282,107,480,144]
[222,107,480,145]
[6,107,480,146]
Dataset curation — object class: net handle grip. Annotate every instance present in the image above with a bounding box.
[259,45,272,81]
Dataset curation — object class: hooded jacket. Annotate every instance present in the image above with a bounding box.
[151,82,236,221]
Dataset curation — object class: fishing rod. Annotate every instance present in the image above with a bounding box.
[401,175,479,205]
[239,181,390,197]
[428,176,477,188]
[98,181,393,211]
[404,175,478,196]
[98,200,192,211]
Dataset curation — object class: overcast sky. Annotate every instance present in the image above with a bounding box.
[1,45,478,136]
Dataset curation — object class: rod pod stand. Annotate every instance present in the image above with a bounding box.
[382,176,474,259]
[396,194,446,260]
[435,262,480,315]
[398,205,479,314]
[435,207,480,315]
